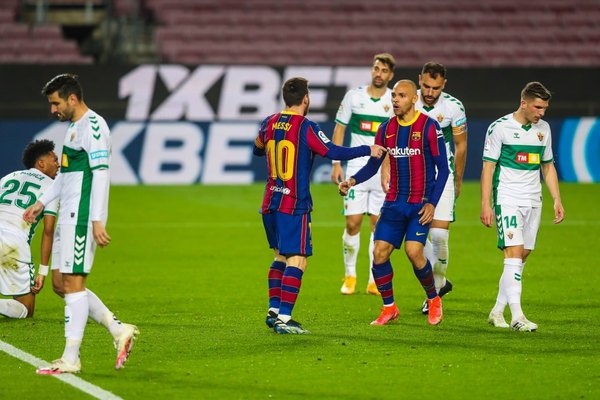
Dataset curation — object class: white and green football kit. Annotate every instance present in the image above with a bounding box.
[416,90,467,222]
[51,110,111,274]
[483,113,553,250]
[0,168,56,296]
[336,86,393,216]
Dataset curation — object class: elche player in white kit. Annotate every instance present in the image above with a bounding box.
[481,81,564,332]
[0,140,59,318]
[331,53,395,296]
[24,74,139,374]
[414,62,467,314]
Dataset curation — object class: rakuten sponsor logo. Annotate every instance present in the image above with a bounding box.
[387,147,421,158]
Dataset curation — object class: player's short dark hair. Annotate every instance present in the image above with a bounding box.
[374,53,396,71]
[521,81,552,101]
[421,62,447,80]
[41,73,83,101]
[282,77,308,107]
[22,139,55,169]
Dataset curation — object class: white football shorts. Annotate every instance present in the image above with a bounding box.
[0,228,33,296]
[494,204,542,250]
[53,224,96,274]
[344,164,385,216]
[433,170,456,222]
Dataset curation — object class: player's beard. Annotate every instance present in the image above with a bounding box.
[372,77,385,88]
[422,93,439,107]
[55,106,74,122]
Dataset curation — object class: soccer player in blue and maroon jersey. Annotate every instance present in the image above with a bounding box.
[254,77,386,334]
[339,80,449,326]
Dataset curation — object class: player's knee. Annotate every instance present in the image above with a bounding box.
[372,247,391,265]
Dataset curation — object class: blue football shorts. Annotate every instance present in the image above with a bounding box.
[262,211,312,256]
[374,201,431,248]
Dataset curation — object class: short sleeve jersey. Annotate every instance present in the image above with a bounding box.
[256,111,335,215]
[335,86,393,168]
[483,113,553,207]
[0,168,55,244]
[416,90,467,168]
[58,109,110,226]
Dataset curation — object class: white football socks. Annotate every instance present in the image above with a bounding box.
[0,299,28,319]
[86,289,124,338]
[501,258,524,321]
[62,291,88,364]
[430,228,449,291]
[342,229,360,277]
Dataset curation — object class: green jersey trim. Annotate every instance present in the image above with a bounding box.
[91,164,109,171]
[483,156,498,163]
[61,146,93,225]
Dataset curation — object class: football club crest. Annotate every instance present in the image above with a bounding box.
[412,131,422,141]
[70,132,76,141]
[537,131,544,141]
[384,104,390,113]
[507,231,514,240]
[437,113,444,123]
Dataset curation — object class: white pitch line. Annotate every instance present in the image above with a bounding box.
[0,339,123,400]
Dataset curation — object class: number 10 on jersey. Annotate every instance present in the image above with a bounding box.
[266,139,295,181]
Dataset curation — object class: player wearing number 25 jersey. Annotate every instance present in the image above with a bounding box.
[0,139,59,319]
[253,77,386,334]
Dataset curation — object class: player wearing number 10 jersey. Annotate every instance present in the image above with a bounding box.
[253,77,386,334]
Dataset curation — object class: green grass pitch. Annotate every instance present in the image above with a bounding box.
[1,182,599,399]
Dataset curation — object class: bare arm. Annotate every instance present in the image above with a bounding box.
[330,123,347,184]
[31,214,56,294]
[541,162,565,224]
[452,127,467,199]
[480,160,496,227]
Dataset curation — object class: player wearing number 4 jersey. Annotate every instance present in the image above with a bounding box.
[0,140,59,319]
[254,77,386,334]
[331,53,395,296]
[481,81,564,332]
[24,74,138,374]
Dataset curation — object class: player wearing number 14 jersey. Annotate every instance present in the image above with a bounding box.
[481,81,564,332]
[254,77,386,334]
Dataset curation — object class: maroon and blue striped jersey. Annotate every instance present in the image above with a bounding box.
[254,110,371,215]
[379,111,448,204]
[353,111,449,206]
